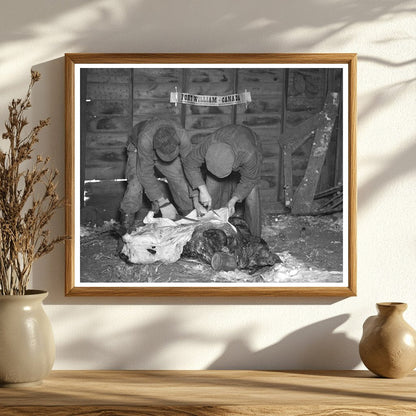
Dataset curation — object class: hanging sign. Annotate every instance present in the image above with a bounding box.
[170,88,251,107]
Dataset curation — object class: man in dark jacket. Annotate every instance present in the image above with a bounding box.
[183,124,263,236]
[120,118,201,227]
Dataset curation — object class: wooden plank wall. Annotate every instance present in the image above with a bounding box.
[81,68,342,221]
[83,69,131,221]
[238,69,283,208]
[287,69,343,193]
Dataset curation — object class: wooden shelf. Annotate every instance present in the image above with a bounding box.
[1,370,415,415]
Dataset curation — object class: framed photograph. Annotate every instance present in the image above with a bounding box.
[65,53,356,296]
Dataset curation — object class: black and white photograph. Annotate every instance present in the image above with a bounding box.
[65,54,356,296]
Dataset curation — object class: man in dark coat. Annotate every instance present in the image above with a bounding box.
[183,124,263,237]
[120,118,201,227]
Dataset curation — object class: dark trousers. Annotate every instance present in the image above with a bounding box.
[206,172,262,237]
[120,146,193,216]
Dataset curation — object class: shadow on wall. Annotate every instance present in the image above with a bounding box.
[359,139,416,209]
[208,314,360,370]
[21,0,415,304]
[30,56,67,301]
[0,0,414,96]
[54,311,214,369]
[29,57,345,306]
[53,308,359,370]
[30,53,416,304]
[0,0,413,373]
[1,0,413,51]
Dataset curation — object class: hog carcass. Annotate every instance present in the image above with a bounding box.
[182,216,281,272]
[119,209,232,265]
[119,208,280,272]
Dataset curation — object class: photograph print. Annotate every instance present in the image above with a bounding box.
[65,54,356,296]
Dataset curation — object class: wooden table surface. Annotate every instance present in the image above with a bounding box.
[1,370,415,415]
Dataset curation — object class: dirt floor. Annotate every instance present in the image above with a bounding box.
[80,212,343,284]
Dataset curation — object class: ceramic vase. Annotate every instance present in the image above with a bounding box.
[0,290,55,387]
[359,302,416,378]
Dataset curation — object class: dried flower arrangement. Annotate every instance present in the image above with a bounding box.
[0,71,65,295]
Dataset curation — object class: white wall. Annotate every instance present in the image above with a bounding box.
[1,0,415,370]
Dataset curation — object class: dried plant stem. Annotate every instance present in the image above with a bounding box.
[0,71,66,295]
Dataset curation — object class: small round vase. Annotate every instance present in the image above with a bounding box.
[359,302,416,378]
[0,290,55,387]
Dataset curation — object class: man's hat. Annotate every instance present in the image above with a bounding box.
[205,143,235,178]
[153,126,180,162]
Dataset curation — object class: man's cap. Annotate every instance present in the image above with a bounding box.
[205,143,235,178]
[153,126,180,162]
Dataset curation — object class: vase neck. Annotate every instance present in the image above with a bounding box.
[377,302,407,316]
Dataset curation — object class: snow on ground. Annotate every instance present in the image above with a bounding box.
[80,213,344,284]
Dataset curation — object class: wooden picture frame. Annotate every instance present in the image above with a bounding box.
[65,53,356,296]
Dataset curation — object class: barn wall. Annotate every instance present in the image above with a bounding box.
[82,68,132,219]
[82,67,340,220]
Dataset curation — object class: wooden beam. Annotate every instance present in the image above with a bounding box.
[278,69,289,203]
[279,114,320,150]
[282,146,293,208]
[291,92,340,215]
[80,69,88,208]
[129,68,134,130]
[231,68,238,125]
[280,69,289,135]
[314,185,343,200]
[334,88,343,186]
[180,68,188,128]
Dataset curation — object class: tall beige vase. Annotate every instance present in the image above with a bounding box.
[0,290,55,387]
[359,302,416,378]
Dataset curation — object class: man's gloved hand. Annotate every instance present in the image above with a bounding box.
[143,210,155,223]
[227,196,239,217]
[198,184,212,210]
[193,200,208,217]
[160,203,178,220]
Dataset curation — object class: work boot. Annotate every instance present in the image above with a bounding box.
[120,211,136,234]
